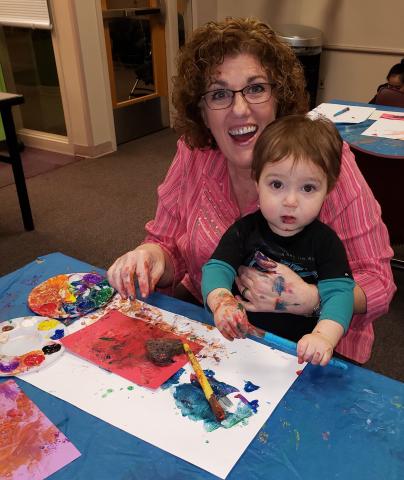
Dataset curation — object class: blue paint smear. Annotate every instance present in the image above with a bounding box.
[273,276,285,296]
[191,371,239,398]
[161,368,185,390]
[173,383,252,432]
[50,329,65,340]
[244,380,260,392]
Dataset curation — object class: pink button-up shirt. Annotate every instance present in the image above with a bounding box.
[145,138,396,363]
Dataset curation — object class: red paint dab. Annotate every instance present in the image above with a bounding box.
[23,352,45,366]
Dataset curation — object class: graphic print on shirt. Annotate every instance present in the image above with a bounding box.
[246,248,318,282]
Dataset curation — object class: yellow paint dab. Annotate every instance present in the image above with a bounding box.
[37,319,60,331]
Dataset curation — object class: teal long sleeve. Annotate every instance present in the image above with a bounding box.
[201,259,237,305]
[318,277,355,332]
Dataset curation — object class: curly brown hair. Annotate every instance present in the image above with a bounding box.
[172,17,309,149]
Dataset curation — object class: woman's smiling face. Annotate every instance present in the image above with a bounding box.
[201,53,277,171]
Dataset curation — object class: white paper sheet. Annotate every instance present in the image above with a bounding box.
[309,103,375,123]
[361,117,404,141]
[21,299,304,479]
[369,110,404,120]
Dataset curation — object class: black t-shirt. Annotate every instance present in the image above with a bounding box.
[209,211,352,341]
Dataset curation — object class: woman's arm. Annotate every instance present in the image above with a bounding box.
[320,142,396,328]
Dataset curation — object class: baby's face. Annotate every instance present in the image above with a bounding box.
[256,156,328,237]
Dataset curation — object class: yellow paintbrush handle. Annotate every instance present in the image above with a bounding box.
[183,343,225,421]
[183,342,214,398]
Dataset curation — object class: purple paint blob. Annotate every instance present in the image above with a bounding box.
[0,359,20,373]
[83,273,104,284]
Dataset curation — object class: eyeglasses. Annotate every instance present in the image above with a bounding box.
[201,83,273,110]
[387,83,402,91]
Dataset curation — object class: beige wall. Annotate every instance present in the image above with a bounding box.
[190,0,404,104]
[72,0,116,151]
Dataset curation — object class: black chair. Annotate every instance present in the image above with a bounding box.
[373,87,404,108]
[109,18,154,99]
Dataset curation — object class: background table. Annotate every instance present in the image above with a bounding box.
[1,253,403,479]
[332,99,404,245]
[0,91,34,231]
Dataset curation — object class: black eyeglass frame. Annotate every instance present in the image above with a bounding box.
[201,82,274,110]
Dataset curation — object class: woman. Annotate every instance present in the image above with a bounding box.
[108,17,396,364]
[369,58,404,103]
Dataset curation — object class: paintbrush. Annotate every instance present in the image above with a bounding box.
[183,343,226,422]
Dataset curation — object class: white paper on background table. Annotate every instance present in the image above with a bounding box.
[361,116,404,141]
[369,110,404,120]
[20,297,305,479]
[309,103,375,123]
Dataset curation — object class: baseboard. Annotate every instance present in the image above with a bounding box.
[73,141,115,158]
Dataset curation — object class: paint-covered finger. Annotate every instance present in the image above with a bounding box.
[216,322,235,341]
[121,267,136,299]
[297,339,308,364]
[303,344,316,364]
[135,261,151,298]
[224,315,243,339]
[319,350,333,367]
[310,350,322,366]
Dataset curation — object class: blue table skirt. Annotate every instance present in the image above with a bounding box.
[1,253,403,479]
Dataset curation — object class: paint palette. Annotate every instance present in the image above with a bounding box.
[0,316,66,376]
[28,272,115,324]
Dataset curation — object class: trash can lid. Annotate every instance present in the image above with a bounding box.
[274,24,322,47]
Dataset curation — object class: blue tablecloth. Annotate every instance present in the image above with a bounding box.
[1,253,403,479]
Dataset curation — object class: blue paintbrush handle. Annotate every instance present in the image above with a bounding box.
[263,332,348,370]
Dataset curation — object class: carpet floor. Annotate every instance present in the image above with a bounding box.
[0,146,81,188]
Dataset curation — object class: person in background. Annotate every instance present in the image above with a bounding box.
[202,115,354,367]
[107,17,396,364]
[369,59,404,103]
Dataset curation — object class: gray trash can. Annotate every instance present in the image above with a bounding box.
[275,24,322,109]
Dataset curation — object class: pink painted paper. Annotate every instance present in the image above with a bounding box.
[61,309,203,389]
[0,380,80,479]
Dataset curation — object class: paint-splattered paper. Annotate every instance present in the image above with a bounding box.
[361,117,404,140]
[61,310,203,389]
[0,380,80,479]
[20,298,305,479]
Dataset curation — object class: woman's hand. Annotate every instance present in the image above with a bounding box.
[107,243,166,299]
[235,261,319,316]
[207,289,249,341]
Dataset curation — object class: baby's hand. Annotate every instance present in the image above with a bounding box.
[212,292,249,341]
[297,332,334,366]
